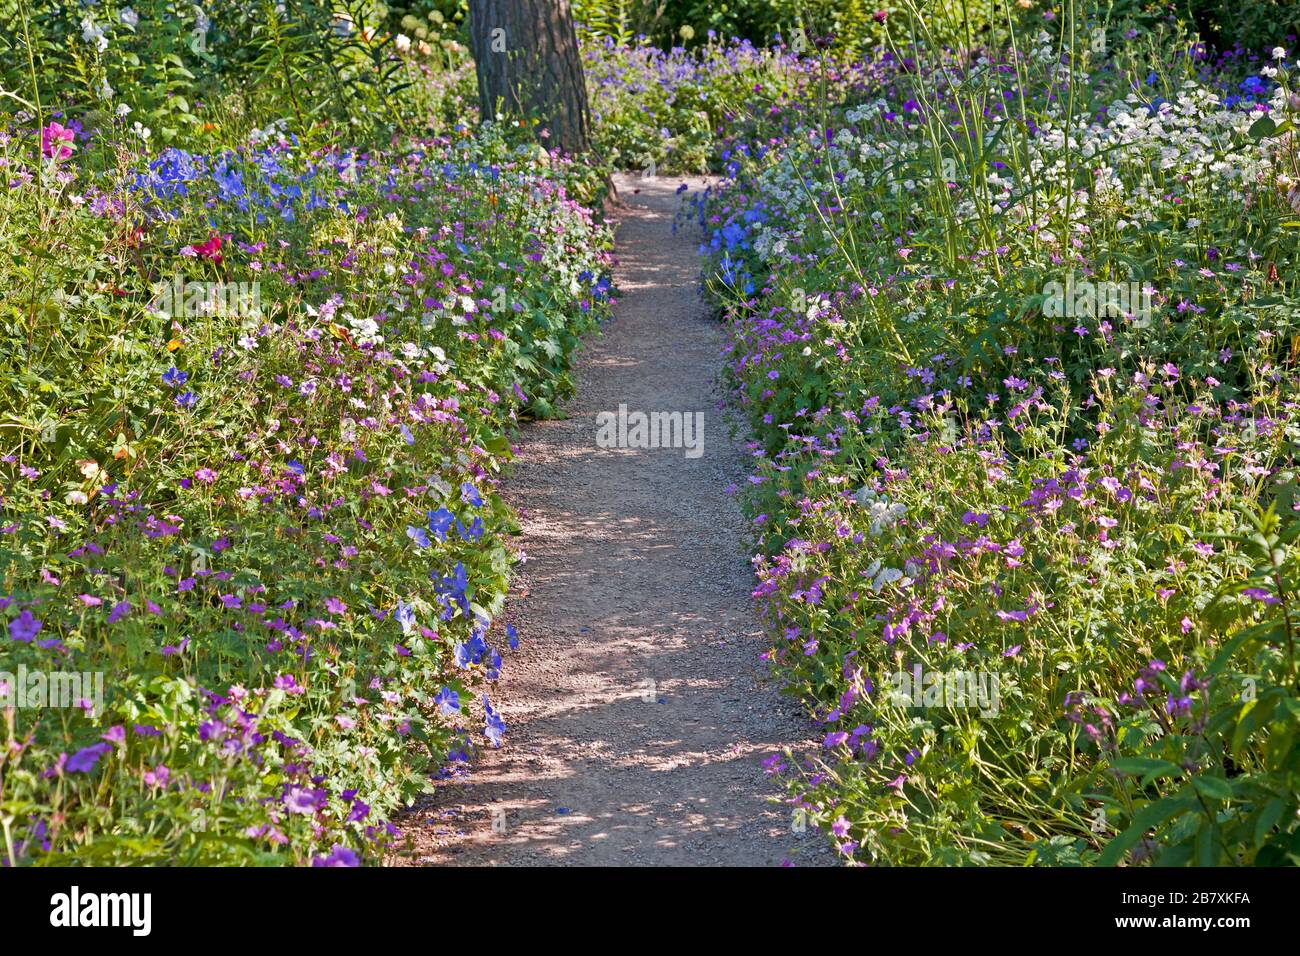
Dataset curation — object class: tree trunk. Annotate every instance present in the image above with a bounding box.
[468,0,592,157]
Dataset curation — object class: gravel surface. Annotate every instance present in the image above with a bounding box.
[396,174,832,867]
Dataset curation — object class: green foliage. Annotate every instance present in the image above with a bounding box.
[0,26,612,862]
[696,8,1300,864]
[0,0,473,149]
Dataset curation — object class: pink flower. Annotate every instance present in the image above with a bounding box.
[41,122,75,161]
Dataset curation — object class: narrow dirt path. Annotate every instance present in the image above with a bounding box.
[399,174,830,867]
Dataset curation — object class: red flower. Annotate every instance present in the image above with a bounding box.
[194,233,226,263]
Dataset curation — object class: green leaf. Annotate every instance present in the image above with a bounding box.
[1099,796,1196,866]
[1249,116,1277,139]
[1255,797,1285,846]
[1109,757,1182,785]
[1192,775,1233,801]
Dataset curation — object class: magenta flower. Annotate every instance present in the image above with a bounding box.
[41,122,75,160]
[143,764,171,788]
[273,673,304,694]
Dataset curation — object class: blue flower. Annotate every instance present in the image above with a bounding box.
[162,367,188,389]
[506,624,519,650]
[434,686,460,715]
[434,561,470,617]
[211,158,246,201]
[67,743,112,773]
[460,482,483,507]
[456,517,484,542]
[428,507,455,542]
[136,148,203,201]
[406,525,430,548]
[394,601,417,634]
[483,694,506,747]
[175,391,198,409]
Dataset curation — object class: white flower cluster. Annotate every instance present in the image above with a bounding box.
[742,57,1284,267]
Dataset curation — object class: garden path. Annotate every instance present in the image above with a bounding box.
[398,174,830,866]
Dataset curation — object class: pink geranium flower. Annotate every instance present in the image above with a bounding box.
[41,122,76,161]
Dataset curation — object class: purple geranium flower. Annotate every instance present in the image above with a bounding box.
[66,743,112,773]
[312,844,360,867]
[8,610,42,642]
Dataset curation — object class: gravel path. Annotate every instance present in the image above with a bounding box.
[398,174,831,867]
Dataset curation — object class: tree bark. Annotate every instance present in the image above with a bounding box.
[468,0,592,157]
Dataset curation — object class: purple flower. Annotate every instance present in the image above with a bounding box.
[1242,587,1279,604]
[66,743,112,773]
[312,844,360,867]
[8,610,42,643]
[273,673,304,694]
[283,786,327,814]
